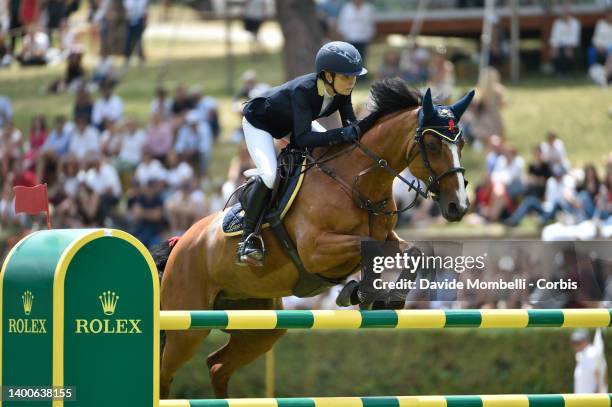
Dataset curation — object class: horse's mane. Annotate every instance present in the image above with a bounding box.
[358,78,421,134]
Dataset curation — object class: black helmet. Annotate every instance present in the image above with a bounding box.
[315,41,368,77]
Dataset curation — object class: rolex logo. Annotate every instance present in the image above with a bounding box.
[22,291,34,315]
[99,291,119,315]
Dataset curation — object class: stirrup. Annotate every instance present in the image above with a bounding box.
[235,233,266,267]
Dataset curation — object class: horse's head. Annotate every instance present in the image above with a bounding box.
[408,88,475,221]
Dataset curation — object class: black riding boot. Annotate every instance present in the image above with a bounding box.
[236,176,272,267]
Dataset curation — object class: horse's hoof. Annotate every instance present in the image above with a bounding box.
[336,280,360,307]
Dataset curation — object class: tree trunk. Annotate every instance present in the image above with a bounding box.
[275,0,323,80]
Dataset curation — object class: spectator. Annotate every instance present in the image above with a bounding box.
[427,46,455,104]
[485,134,504,174]
[316,0,344,38]
[146,112,174,161]
[100,119,122,157]
[92,82,124,131]
[150,87,172,118]
[577,165,602,220]
[505,165,579,227]
[134,148,166,187]
[74,86,94,124]
[588,10,612,67]
[485,145,525,222]
[17,24,49,66]
[46,0,66,44]
[20,0,39,27]
[49,47,86,93]
[0,32,8,66]
[174,111,203,168]
[92,50,118,88]
[165,149,194,190]
[596,168,612,221]
[27,114,47,158]
[570,329,608,393]
[0,94,12,128]
[81,153,122,225]
[242,0,267,53]
[337,0,375,69]
[8,0,22,57]
[540,131,570,172]
[0,120,23,175]
[233,70,258,102]
[116,118,147,172]
[399,39,429,84]
[462,67,506,146]
[524,144,552,201]
[549,7,581,76]
[165,179,205,234]
[129,179,165,248]
[68,115,101,161]
[123,0,148,68]
[38,115,71,183]
[378,50,402,80]
[170,85,192,117]
[191,86,220,141]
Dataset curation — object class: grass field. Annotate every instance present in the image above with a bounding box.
[1,17,610,236]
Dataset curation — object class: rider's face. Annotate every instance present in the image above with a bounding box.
[325,72,357,96]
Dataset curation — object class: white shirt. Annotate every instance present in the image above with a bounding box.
[544,174,575,211]
[22,32,50,55]
[92,95,124,127]
[490,155,525,186]
[135,159,167,186]
[195,97,218,123]
[118,129,147,164]
[68,126,100,160]
[574,344,607,393]
[150,98,172,117]
[123,0,149,22]
[337,2,376,43]
[592,19,612,50]
[540,139,570,170]
[550,16,581,48]
[82,162,122,197]
[166,162,194,188]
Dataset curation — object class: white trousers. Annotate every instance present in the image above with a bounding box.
[243,117,326,189]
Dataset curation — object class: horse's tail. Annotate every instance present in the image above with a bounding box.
[151,236,180,361]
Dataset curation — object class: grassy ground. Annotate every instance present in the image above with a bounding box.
[1,18,610,236]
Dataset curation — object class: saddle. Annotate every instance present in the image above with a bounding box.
[222,148,343,297]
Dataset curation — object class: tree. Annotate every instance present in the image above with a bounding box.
[275,0,323,80]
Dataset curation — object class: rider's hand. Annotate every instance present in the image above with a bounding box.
[340,123,361,143]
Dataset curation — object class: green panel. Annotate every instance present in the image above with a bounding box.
[360,311,398,328]
[361,396,400,407]
[444,310,482,328]
[2,230,91,407]
[276,311,314,329]
[63,236,155,407]
[190,312,230,329]
[277,398,316,407]
[527,310,564,327]
[526,395,565,407]
[445,396,483,407]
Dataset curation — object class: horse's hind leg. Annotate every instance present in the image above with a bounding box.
[206,327,286,398]
[160,330,210,399]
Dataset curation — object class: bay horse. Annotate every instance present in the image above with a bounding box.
[158,78,474,398]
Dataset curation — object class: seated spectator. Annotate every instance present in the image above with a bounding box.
[81,154,122,225]
[100,120,122,158]
[165,149,194,190]
[146,112,174,161]
[17,24,49,66]
[596,167,612,221]
[577,164,601,220]
[150,87,172,118]
[524,145,551,200]
[27,114,47,159]
[549,7,581,76]
[505,165,580,227]
[116,118,147,172]
[0,120,24,176]
[540,131,570,172]
[484,145,525,222]
[485,134,504,174]
[233,70,258,102]
[165,179,206,234]
[38,115,72,184]
[399,40,429,85]
[170,85,192,117]
[378,50,402,80]
[191,86,220,141]
[74,86,94,124]
[68,115,100,161]
[92,50,118,88]
[48,47,85,93]
[92,82,124,131]
[129,179,166,248]
[134,148,167,187]
[175,111,205,170]
[588,10,612,67]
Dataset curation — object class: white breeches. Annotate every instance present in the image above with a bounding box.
[243,117,326,189]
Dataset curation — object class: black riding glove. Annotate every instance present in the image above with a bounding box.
[340,123,361,144]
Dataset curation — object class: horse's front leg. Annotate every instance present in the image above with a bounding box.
[304,231,363,274]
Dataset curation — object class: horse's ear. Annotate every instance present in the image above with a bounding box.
[422,88,435,120]
[450,89,475,120]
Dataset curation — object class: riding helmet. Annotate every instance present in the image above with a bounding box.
[315,41,368,76]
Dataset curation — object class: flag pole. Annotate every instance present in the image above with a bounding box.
[43,183,51,229]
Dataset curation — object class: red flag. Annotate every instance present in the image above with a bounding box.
[13,184,52,229]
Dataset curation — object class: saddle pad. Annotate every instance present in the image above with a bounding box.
[222,158,307,236]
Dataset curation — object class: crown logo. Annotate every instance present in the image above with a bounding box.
[99,291,119,315]
[22,291,34,315]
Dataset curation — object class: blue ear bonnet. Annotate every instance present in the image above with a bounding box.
[417,88,476,143]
